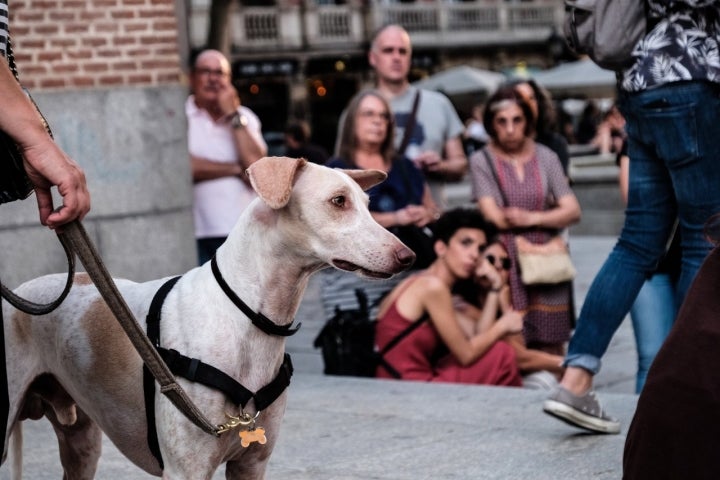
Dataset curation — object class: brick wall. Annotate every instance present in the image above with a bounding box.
[8,0,183,90]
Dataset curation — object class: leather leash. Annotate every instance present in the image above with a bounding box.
[1,221,224,434]
[0,37,222,438]
[55,220,224,436]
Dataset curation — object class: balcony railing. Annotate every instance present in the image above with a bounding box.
[188,0,564,55]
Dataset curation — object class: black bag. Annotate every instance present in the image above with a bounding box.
[313,288,428,378]
[391,224,436,270]
[313,289,378,377]
[0,38,52,205]
[0,129,33,204]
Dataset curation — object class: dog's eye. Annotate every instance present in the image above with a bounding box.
[331,195,346,208]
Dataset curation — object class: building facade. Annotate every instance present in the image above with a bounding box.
[186,0,567,152]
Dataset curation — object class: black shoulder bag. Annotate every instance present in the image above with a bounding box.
[313,288,426,378]
[0,38,48,204]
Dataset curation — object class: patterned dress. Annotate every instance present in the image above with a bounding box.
[469,143,575,349]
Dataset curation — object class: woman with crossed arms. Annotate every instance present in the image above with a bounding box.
[469,86,581,358]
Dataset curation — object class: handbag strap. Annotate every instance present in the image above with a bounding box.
[397,90,421,156]
[481,148,508,206]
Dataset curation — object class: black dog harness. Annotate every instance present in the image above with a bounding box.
[143,257,298,469]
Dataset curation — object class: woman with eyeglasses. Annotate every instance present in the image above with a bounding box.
[373,208,523,386]
[469,86,581,359]
[320,89,440,322]
[455,240,565,390]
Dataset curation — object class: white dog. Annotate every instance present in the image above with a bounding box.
[2,157,415,479]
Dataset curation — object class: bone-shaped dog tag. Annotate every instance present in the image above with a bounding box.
[239,426,267,447]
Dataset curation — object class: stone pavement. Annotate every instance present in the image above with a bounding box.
[2,236,642,479]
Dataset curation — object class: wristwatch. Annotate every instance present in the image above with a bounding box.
[230,112,248,130]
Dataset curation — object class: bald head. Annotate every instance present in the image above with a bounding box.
[369,24,412,91]
[371,24,411,54]
[193,49,231,75]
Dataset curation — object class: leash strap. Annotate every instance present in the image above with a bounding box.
[0,231,76,315]
[0,299,7,456]
[57,220,222,437]
[211,255,301,337]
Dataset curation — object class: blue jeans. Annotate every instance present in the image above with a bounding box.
[566,81,720,374]
[630,273,677,393]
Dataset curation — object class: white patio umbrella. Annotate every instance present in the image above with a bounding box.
[532,58,618,97]
[412,65,506,96]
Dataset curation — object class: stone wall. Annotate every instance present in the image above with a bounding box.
[0,0,196,288]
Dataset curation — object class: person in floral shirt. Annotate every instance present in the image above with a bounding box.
[543,0,720,436]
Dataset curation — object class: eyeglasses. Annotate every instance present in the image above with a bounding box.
[486,254,512,270]
[357,110,391,122]
[194,67,229,78]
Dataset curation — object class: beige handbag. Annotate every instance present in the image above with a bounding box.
[516,236,576,285]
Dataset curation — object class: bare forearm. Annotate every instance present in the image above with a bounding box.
[191,156,243,182]
[233,131,266,170]
[531,206,581,230]
[455,322,506,366]
[0,60,52,149]
[432,155,467,181]
[475,291,501,333]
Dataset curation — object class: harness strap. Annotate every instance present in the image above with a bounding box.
[143,275,181,469]
[159,349,294,412]
[211,256,301,337]
[376,315,427,379]
[143,276,294,468]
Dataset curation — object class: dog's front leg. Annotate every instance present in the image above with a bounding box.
[225,458,270,480]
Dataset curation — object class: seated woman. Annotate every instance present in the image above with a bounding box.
[374,208,523,386]
[455,240,565,390]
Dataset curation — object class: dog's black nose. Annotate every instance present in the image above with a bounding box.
[396,246,416,267]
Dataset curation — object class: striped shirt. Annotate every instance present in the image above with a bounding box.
[0,0,8,58]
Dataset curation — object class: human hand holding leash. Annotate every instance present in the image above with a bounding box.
[22,138,90,229]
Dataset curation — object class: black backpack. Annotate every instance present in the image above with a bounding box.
[313,288,426,378]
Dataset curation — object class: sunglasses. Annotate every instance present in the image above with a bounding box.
[486,254,512,271]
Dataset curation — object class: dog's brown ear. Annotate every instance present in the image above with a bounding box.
[247,156,307,209]
[340,169,387,191]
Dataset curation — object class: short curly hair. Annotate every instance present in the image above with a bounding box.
[429,208,497,245]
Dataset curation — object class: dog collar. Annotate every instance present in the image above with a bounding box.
[211,255,301,337]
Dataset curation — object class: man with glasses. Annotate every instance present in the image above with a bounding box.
[186,49,267,265]
[368,24,467,210]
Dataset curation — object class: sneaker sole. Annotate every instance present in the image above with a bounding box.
[543,399,621,434]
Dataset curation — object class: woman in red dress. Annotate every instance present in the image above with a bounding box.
[374,208,523,386]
